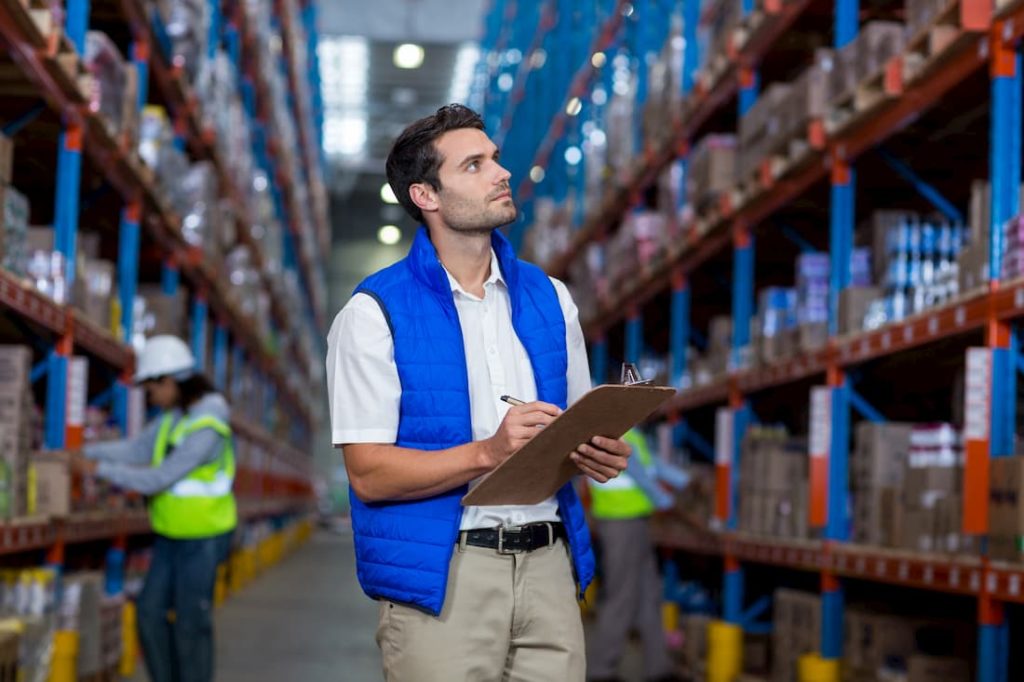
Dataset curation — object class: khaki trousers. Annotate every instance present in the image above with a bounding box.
[376,538,585,682]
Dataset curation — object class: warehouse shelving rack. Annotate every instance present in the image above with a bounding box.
[486,0,1024,678]
[0,0,322,573]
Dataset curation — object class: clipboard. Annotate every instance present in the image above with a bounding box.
[461,384,676,506]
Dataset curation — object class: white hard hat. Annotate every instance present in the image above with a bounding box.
[135,335,197,383]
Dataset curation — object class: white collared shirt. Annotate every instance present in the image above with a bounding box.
[326,249,592,530]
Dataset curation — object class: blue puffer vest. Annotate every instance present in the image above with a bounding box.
[350,226,595,615]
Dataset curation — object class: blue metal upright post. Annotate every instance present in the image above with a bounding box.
[834,0,859,48]
[670,271,689,387]
[682,0,699,95]
[978,33,1022,682]
[191,296,208,372]
[54,122,83,291]
[113,203,141,431]
[625,309,643,366]
[732,227,754,369]
[162,259,179,295]
[213,324,228,390]
[591,335,609,386]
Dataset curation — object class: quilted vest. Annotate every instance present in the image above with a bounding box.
[350,226,595,615]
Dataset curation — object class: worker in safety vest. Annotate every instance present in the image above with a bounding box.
[587,428,690,682]
[71,334,236,682]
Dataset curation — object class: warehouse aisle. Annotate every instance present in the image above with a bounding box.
[130,527,383,682]
[213,527,382,681]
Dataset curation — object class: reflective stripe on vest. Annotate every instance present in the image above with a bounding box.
[588,430,655,520]
[149,411,237,539]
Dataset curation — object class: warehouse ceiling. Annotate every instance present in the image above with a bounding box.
[318,0,487,314]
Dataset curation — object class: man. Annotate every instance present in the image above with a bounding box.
[587,428,690,682]
[326,104,632,681]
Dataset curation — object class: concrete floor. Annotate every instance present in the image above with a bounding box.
[129,527,655,682]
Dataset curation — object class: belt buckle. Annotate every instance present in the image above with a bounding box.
[497,525,522,554]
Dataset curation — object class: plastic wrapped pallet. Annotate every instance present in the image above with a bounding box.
[84,32,128,135]
[781,49,834,146]
[737,83,792,183]
[688,134,736,211]
[772,589,820,682]
[828,22,905,104]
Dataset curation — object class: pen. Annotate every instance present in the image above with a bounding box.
[500,395,526,406]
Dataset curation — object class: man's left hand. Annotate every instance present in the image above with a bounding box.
[570,436,631,483]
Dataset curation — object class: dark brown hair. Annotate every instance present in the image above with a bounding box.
[176,373,217,411]
[385,104,486,223]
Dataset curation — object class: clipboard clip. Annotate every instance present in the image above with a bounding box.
[620,362,654,386]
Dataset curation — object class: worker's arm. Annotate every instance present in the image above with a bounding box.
[344,400,561,503]
[623,450,675,511]
[93,394,230,495]
[82,417,161,465]
[95,428,223,495]
[653,458,691,491]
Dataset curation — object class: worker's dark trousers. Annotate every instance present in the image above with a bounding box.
[137,531,233,682]
[588,517,674,680]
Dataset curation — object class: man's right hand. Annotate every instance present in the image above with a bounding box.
[482,401,562,469]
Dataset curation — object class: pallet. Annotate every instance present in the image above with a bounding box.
[902,0,990,85]
[825,58,903,136]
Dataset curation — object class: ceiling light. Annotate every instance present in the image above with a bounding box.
[672,35,685,50]
[378,225,402,245]
[565,97,582,116]
[394,43,425,69]
[529,166,545,183]
[380,183,399,204]
[590,129,607,146]
[498,73,514,92]
[592,87,608,106]
[530,49,547,70]
[564,146,582,166]
[591,52,607,68]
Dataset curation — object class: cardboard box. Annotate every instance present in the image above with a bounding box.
[798,322,828,352]
[838,287,882,335]
[683,613,711,668]
[905,466,960,508]
[32,452,71,517]
[852,422,914,488]
[688,134,736,209]
[0,135,12,186]
[907,655,970,682]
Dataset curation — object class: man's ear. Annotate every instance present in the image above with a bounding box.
[410,183,439,214]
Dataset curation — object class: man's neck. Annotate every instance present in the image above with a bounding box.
[429,225,493,298]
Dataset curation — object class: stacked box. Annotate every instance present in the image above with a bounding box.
[796,252,829,350]
[829,22,905,103]
[0,347,33,518]
[100,594,124,671]
[32,451,71,517]
[907,655,970,682]
[850,422,914,546]
[706,315,732,375]
[605,211,667,288]
[688,134,736,211]
[781,49,834,144]
[772,589,821,682]
[739,428,809,539]
[844,608,919,681]
[1001,216,1024,280]
[757,288,797,364]
[61,572,103,677]
[899,423,963,553]
[905,0,949,38]
[74,258,116,330]
[137,284,188,338]
[737,83,792,183]
[84,32,129,135]
[838,286,883,335]
[701,0,741,73]
[1,186,29,278]
[990,456,1024,562]
[0,629,16,682]
[870,211,968,325]
[682,613,711,675]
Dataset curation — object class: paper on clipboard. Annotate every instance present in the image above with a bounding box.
[461,384,676,506]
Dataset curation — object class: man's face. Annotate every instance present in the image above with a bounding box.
[429,128,516,233]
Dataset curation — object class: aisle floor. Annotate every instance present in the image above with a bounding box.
[131,527,651,682]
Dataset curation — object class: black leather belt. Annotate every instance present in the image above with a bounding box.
[461,522,566,554]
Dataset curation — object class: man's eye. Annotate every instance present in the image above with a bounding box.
[467,162,478,172]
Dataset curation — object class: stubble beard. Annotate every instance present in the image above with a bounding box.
[440,192,518,236]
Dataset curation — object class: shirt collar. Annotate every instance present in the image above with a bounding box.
[442,249,506,297]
